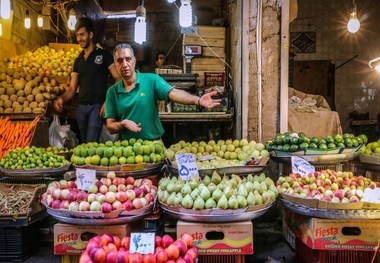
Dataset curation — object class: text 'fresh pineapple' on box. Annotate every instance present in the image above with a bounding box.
[177,220,253,255]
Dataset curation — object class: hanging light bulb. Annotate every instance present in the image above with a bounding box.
[37,12,43,28]
[24,10,31,29]
[134,1,146,45]
[347,0,360,33]
[67,8,77,31]
[0,0,11,19]
[179,0,192,28]
[368,57,380,72]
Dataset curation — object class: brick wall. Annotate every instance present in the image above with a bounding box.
[290,0,380,133]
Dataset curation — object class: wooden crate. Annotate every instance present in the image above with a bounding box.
[183,26,226,88]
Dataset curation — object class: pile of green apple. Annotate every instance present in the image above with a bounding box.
[361,139,380,155]
[165,139,269,169]
[276,170,377,203]
[70,139,165,166]
[158,172,278,210]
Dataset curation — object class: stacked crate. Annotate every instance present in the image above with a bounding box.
[183,26,226,88]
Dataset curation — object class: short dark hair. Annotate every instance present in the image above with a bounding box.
[75,17,94,33]
[156,51,166,61]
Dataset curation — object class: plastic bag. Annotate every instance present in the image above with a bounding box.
[49,116,71,148]
[100,124,119,143]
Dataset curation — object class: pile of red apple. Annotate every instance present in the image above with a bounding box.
[276,170,378,203]
[41,172,157,213]
[79,233,197,263]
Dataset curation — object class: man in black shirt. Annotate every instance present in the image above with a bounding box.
[54,17,120,143]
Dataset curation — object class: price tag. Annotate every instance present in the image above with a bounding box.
[291,156,315,176]
[129,232,155,254]
[175,153,199,181]
[76,168,97,191]
[362,188,380,204]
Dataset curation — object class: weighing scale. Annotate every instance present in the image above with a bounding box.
[184,45,202,73]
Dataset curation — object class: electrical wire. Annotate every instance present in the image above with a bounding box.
[193,27,232,71]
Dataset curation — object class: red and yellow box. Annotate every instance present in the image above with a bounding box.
[177,220,253,255]
[54,223,130,255]
[283,208,380,251]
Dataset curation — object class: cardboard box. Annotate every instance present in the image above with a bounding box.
[283,208,380,251]
[54,223,130,255]
[295,237,380,263]
[176,220,253,255]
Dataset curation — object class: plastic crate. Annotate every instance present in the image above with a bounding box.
[295,238,380,263]
[0,222,40,262]
[0,176,62,186]
[198,255,245,263]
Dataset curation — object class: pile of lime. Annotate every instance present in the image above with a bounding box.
[46,146,71,154]
[0,146,69,169]
[70,139,165,166]
[266,132,367,152]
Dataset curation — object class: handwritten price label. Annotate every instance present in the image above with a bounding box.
[76,168,97,190]
[175,153,199,181]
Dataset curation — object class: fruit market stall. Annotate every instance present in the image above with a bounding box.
[276,164,380,262]
[148,138,279,261]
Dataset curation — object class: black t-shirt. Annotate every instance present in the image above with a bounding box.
[73,47,114,104]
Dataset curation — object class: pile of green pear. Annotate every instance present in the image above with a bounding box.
[165,139,270,169]
[157,172,278,210]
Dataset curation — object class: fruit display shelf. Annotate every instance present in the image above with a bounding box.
[48,210,152,226]
[270,151,360,165]
[44,201,154,225]
[159,200,275,223]
[73,163,164,178]
[280,198,380,219]
[0,163,71,178]
[167,163,267,177]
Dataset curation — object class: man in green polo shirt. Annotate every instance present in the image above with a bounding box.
[104,43,221,141]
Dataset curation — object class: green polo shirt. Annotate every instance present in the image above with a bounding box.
[105,71,172,140]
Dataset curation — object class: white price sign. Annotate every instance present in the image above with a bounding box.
[76,168,97,190]
[129,232,155,254]
[175,153,199,181]
[291,156,315,176]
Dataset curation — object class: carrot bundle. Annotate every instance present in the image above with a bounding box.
[0,117,40,159]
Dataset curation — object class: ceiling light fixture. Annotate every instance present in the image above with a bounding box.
[24,10,31,29]
[347,0,360,33]
[167,0,176,3]
[134,0,146,45]
[179,0,192,28]
[67,8,77,31]
[368,57,380,72]
[0,0,11,19]
[37,12,43,28]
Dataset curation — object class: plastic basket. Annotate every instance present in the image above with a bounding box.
[0,222,40,261]
[0,176,61,186]
[198,255,245,263]
[295,238,380,263]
